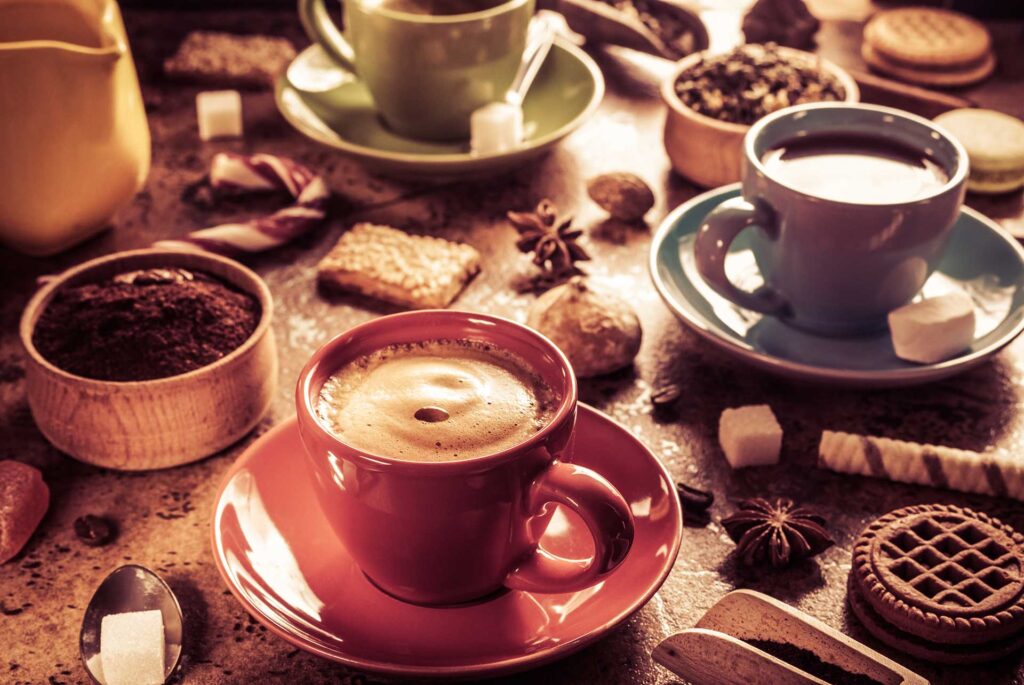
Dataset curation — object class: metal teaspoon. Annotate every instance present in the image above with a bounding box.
[80,564,184,685]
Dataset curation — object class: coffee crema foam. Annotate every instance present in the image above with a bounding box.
[316,339,557,462]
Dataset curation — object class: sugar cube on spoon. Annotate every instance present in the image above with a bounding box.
[469,14,556,155]
[100,609,165,685]
[470,103,524,155]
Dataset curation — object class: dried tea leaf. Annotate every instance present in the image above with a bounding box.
[673,44,844,125]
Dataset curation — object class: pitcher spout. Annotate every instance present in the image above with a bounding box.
[0,0,125,61]
[0,39,122,61]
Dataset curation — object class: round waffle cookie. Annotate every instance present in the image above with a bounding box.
[849,504,1024,660]
[847,575,1024,664]
[863,8,991,68]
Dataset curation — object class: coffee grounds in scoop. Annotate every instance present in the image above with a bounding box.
[32,268,260,382]
[746,640,885,685]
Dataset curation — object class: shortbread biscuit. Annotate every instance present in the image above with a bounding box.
[863,8,991,69]
[849,504,1024,661]
[164,31,296,88]
[317,223,481,309]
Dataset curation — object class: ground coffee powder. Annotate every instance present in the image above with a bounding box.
[32,267,261,382]
[747,640,885,685]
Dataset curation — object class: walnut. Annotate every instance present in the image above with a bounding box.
[742,0,820,50]
[526,277,642,377]
[586,173,655,223]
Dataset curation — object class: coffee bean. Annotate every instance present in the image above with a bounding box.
[676,483,714,514]
[73,515,116,547]
[414,406,450,423]
[651,383,682,405]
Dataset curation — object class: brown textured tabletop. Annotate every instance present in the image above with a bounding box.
[2,8,1024,685]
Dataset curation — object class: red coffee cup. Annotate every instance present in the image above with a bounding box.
[296,310,635,605]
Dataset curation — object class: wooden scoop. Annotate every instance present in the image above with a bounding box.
[654,628,829,685]
[538,0,709,59]
[653,590,929,685]
[849,68,975,119]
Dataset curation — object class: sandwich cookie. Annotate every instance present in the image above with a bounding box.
[935,108,1024,194]
[862,8,995,88]
[848,503,1024,664]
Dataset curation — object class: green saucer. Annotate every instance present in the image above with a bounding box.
[276,41,603,178]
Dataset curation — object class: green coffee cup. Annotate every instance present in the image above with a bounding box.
[298,0,533,141]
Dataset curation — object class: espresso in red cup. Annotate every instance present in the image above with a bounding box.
[296,310,635,605]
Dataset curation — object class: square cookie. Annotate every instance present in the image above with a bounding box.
[164,31,297,88]
[318,223,481,309]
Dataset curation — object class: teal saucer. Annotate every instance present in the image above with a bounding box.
[650,184,1024,387]
[276,41,603,179]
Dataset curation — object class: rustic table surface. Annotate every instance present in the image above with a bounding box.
[2,7,1024,685]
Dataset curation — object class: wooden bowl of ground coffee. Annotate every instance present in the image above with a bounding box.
[19,249,278,470]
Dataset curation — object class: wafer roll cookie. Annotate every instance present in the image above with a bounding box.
[819,431,1024,501]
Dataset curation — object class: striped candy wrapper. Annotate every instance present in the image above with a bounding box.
[153,152,330,255]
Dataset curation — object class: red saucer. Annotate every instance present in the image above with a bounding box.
[211,404,682,679]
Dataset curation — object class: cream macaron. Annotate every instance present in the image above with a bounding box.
[935,108,1024,194]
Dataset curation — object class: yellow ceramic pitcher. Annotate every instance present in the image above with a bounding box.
[0,0,150,255]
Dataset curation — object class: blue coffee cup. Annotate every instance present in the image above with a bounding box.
[694,103,969,336]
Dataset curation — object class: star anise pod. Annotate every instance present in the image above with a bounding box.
[507,199,590,276]
[722,498,834,568]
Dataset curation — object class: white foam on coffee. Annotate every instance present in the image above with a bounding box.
[316,340,556,462]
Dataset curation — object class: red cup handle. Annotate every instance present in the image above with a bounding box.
[504,461,634,594]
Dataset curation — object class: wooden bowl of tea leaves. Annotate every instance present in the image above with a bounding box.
[662,44,859,188]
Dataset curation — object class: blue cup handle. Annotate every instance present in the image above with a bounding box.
[694,197,791,317]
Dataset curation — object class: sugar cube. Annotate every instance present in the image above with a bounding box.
[470,102,523,155]
[0,460,49,564]
[718,405,783,468]
[100,609,165,685]
[196,90,243,141]
[85,654,106,683]
[888,292,976,364]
